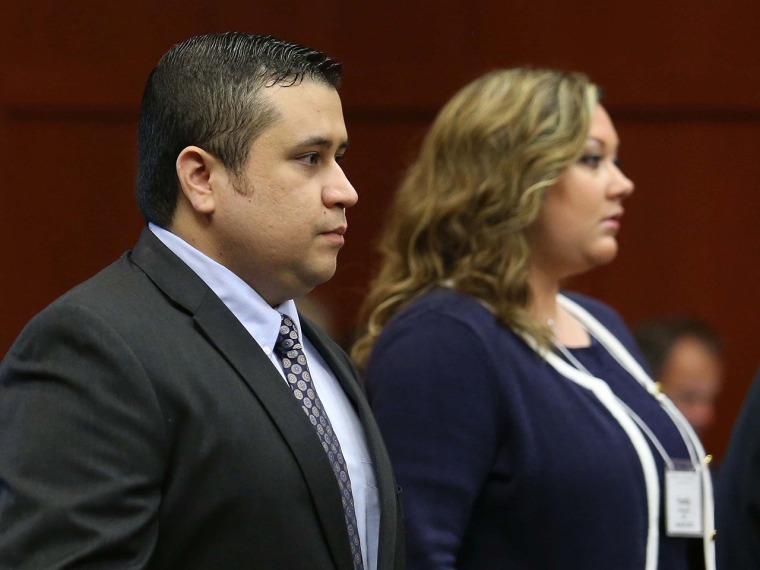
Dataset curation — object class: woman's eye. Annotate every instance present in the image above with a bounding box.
[579,153,603,168]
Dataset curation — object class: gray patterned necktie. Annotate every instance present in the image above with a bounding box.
[275,313,364,570]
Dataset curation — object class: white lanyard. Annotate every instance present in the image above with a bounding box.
[552,295,710,543]
[552,338,700,472]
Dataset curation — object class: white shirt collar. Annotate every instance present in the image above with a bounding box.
[148,223,300,351]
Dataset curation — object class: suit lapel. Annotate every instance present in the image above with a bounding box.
[302,320,402,570]
[130,229,355,570]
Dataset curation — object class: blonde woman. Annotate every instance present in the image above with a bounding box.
[353,68,715,569]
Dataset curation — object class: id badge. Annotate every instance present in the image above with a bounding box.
[665,461,703,537]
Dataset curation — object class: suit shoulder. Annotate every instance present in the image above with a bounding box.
[57,252,148,305]
[9,251,174,351]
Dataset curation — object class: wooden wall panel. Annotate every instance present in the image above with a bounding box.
[327,0,760,112]
[202,0,343,52]
[1,0,210,112]
[478,0,760,109]
[335,4,485,110]
[0,118,141,350]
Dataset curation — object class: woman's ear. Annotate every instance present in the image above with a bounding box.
[176,146,223,215]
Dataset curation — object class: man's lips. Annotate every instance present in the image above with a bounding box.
[320,225,347,245]
[326,225,347,236]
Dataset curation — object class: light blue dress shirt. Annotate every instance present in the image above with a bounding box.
[149,223,379,569]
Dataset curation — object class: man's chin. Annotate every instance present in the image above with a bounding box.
[301,264,338,292]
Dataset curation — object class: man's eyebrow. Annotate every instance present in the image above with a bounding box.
[294,136,349,151]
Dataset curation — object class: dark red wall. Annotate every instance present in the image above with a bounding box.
[2,0,759,460]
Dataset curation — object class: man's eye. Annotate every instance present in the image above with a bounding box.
[579,153,603,168]
[299,153,319,165]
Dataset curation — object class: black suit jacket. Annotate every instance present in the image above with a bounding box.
[0,229,404,569]
[717,366,760,569]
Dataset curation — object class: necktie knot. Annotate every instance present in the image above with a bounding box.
[275,314,301,357]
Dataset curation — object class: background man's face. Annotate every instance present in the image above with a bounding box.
[660,336,723,437]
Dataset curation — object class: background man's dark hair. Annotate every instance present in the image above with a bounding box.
[634,315,722,378]
[136,31,342,226]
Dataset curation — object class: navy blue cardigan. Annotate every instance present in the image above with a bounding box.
[365,288,703,569]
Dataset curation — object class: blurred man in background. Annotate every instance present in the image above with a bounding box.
[634,315,723,438]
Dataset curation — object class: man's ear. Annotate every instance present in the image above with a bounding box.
[176,146,225,215]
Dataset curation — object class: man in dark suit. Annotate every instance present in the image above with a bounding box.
[717,367,760,569]
[0,32,403,569]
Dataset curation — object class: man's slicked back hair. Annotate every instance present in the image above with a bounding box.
[136,32,342,226]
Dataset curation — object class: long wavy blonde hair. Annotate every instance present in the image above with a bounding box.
[352,68,599,370]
